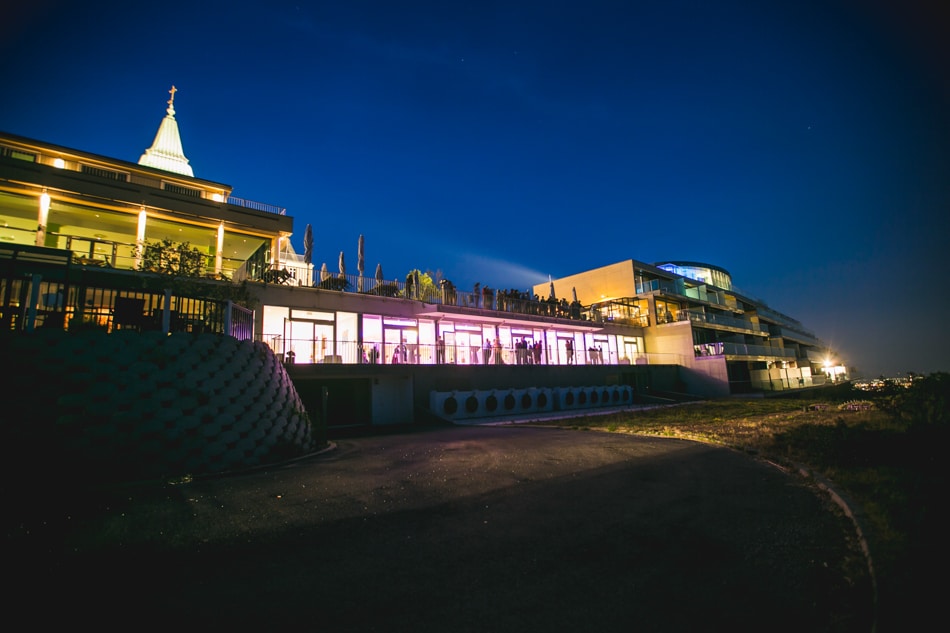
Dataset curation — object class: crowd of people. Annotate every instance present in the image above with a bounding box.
[513,338,544,365]
[487,287,584,319]
[373,275,590,322]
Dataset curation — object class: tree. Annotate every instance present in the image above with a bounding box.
[137,238,207,277]
[135,238,256,309]
[891,372,949,430]
[406,269,439,301]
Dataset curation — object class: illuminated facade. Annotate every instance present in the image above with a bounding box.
[0,144,291,280]
[0,89,845,396]
[537,260,846,393]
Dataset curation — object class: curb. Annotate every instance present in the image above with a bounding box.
[774,459,879,633]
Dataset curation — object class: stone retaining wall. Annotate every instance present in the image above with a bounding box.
[2,329,317,483]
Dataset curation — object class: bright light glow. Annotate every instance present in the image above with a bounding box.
[216,223,225,275]
[53,158,65,169]
[135,207,147,268]
[137,207,147,242]
[211,193,224,202]
[36,190,51,247]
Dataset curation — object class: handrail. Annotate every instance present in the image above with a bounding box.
[306,272,599,321]
[264,336,684,368]
[226,196,286,215]
[721,342,796,358]
[684,310,766,333]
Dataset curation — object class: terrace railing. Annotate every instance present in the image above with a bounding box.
[267,337,680,368]
[226,196,287,215]
[684,310,767,333]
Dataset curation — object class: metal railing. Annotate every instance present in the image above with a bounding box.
[264,337,673,368]
[0,246,254,338]
[303,273,603,322]
[27,231,250,280]
[226,196,287,215]
[721,342,796,359]
[684,310,766,333]
[769,324,822,346]
[638,278,739,310]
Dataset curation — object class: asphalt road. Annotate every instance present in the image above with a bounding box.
[11,424,874,632]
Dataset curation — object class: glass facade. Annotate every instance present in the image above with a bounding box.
[260,302,645,367]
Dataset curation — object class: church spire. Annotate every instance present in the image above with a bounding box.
[138,85,194,177]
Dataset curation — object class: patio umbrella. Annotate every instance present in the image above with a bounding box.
[320,262,329,281]
[338,250,346,278]
[549,281,556,300]
[572,286,578,303]
[357,234,365,291]
[357,235,365,274]
[302,224,313,265]
[375,263,384,284]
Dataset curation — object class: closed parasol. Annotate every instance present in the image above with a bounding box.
[357,235,365,291]
[357,235,365,273]
[338,251,346,278]
[303,223,313,265]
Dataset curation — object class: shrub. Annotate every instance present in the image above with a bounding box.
[889,372,949,430]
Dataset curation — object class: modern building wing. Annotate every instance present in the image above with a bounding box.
[536,259,846,393]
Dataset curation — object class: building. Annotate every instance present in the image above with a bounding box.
[536,260,847,394]
[0,88,847,422]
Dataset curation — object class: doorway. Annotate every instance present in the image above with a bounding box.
[285,319,335,364]
[384,327,418,364]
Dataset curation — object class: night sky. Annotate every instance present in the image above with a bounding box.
[3,0,947,378]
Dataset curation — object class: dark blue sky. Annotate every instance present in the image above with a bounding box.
[3,0,948,378]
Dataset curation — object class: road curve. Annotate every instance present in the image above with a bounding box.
[12,425,873,632]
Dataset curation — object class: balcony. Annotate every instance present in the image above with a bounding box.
[721,342,796,360]
[684,310,767,335]
[637,278,739,310]
[770,325,822,347]
[226,196,286,216]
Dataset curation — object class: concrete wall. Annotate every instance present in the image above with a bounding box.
[681,356,731,398]
[286,363,688,430]
[645,319,693,365]
[373,374,414,425]
[534,260,637,304]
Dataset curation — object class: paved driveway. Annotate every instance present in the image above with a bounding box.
[12,425,873,631]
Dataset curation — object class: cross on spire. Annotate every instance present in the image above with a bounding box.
[168,85,177,106]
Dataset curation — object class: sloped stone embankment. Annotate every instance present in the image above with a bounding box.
[2,329,318,484]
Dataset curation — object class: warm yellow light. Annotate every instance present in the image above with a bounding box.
[53,158,65,169]
[211,193,224,202]
[39,191,50,213]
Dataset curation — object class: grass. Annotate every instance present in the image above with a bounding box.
[544,376,949,630]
